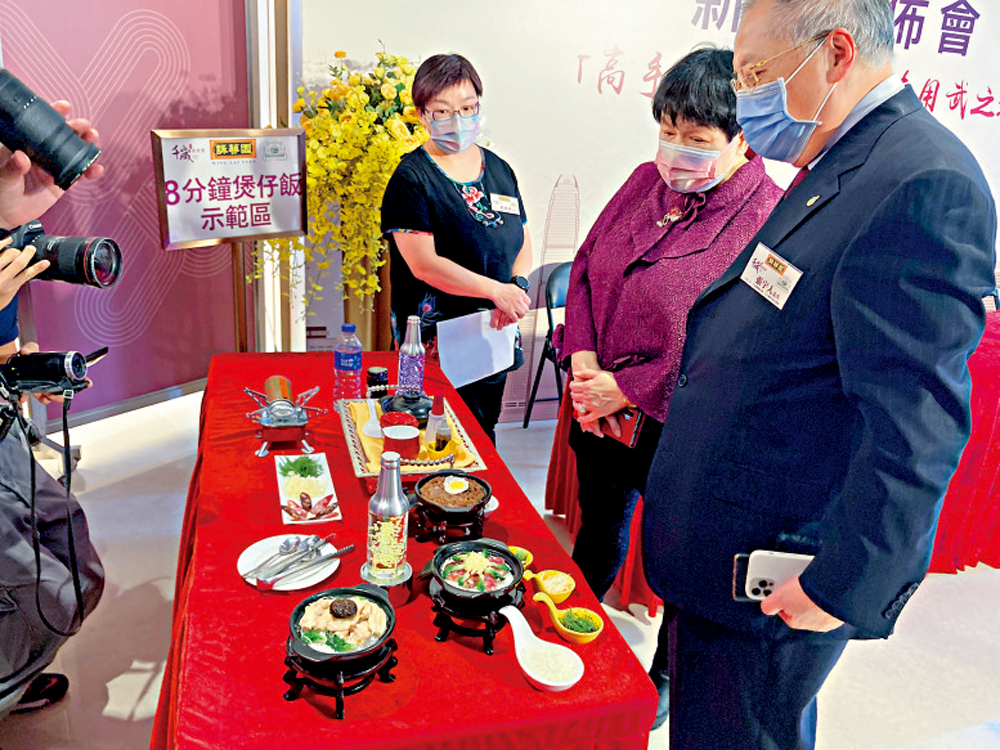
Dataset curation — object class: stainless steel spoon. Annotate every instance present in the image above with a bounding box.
[256,544,356,591]
[243,535,310,580]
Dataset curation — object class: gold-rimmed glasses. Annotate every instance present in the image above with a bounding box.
[425,102,481,121]
[731,32,831,93]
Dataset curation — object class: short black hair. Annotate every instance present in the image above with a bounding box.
[651,47,740,140]
[412,54,483,111]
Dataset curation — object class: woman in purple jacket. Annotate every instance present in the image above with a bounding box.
[561,46,782,726]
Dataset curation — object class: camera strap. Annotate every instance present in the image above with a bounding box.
[23,392,86,637]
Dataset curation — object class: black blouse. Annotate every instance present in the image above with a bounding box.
[381,146,527,345]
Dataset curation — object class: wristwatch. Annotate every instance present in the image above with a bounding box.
[510,275,530,293]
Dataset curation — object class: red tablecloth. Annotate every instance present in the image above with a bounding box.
[546,311,1000,593]
[929,311,1000,573]
[151,352,657,750]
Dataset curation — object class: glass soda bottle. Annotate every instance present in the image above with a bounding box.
[366,451,409,581]
[333,323,363,400]
[398,315,425,397]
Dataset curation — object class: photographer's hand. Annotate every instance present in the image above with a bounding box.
[0,100,104,229]
[0,238,50,309]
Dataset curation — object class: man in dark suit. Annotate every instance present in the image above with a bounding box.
[642,0,997,747]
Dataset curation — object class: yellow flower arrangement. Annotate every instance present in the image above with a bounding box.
[253,50,427,310]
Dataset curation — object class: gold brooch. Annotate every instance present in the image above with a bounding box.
[655,207,684,227]
[806,195,819,207]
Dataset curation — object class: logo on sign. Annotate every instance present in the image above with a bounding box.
[765,254,787,275]
[210,139,256,159]
[263,141,289,161]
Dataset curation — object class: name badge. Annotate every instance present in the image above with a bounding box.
[739,243,803,310]
[490,194,520,214]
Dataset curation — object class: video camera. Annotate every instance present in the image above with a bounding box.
[0,348,106,397]
[0,347,106,443]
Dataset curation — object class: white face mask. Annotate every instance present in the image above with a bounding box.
[654,136,739,193]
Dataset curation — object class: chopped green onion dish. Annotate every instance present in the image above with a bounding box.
[560,610,599,633]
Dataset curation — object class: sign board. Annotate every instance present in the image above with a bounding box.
[151,128,307,250]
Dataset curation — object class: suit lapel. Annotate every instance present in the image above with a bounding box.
[697,173,839,301]
[692,87,924,310]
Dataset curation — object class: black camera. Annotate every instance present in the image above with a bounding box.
[0,69,101,190]
[0,351,90,396]
[2,220,121,288]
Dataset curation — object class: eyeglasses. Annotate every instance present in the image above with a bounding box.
[425,102,481,121]
[731,32,831,93]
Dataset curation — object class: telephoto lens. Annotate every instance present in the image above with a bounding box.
[0,69,101,190]
[4,220,121,288]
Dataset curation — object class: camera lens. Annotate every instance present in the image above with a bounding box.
[84,238,121,288]
[66,352,87,381]
[0,69,101,190]
[35,235,122,288]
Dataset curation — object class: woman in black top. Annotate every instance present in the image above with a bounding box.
[382,54,532,442]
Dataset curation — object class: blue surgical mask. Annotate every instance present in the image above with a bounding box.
[735,40,836,163]
[428,112,481,154]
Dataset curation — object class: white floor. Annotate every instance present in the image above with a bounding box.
[1,396,999,749]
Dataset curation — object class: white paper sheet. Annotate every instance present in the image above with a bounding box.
[436,310,516,388]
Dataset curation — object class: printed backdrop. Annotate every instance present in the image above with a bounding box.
[299,0,999,423]
[0,0,249,425]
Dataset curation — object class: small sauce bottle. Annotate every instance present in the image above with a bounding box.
[434,417,452,452]
[424,393,445,445]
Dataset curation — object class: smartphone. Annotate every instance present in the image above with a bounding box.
[733,549,814,602]
[600,406,644,448]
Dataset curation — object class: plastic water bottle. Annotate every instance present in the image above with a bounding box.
[333,323,363,400]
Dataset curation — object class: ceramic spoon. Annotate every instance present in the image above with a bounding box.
[499,605,584,691]
[362,399,383,438]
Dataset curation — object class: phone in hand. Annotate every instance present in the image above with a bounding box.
[600,406,644,448]
[732,550,814,602]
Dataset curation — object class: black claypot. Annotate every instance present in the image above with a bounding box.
[414,470,493,516]
[288,583,396,664]
[430,538,524,602]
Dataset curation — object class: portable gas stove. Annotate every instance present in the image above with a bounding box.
[245,375,326,457]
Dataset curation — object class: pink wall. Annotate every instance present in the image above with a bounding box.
[0,0,249,422]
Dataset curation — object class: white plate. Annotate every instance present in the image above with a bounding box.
[484,496,499,518]
[237,534,341,591]
[274,454,341,523]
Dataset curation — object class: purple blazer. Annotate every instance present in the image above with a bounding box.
[562,156,782,423]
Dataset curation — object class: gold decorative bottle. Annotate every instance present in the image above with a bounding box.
[365,451,408,582]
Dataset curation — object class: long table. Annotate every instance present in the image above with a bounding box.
[150,352,657,750]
